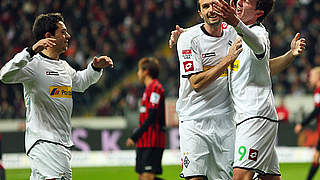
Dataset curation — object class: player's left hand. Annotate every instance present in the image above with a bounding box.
[126,138,135,147]
[213,0,239,27]
[291,33,306,57]
[93,56,114,69]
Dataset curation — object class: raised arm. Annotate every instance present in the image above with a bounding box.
[0,38,56,83]
[213,0,265,56]
[269,33,306,76]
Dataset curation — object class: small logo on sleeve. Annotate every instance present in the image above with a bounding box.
[248,148,259,161]
[183,61,194,72]
[182,49,192,59]
[49,86,72,98]
[150,92,160,104]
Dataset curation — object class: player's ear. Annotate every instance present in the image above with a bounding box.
[45,32,52,38]
[198,10,204,19]
[256,10,264,19]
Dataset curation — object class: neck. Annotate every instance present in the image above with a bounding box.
[41,49,60,60]
[203,23,223,37]
[144,76,154,87]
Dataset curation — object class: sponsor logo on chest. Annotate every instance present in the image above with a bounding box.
[49,86,72,98]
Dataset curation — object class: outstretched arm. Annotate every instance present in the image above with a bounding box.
[269,33,306,76]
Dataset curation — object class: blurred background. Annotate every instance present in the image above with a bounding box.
[0,0,320,172]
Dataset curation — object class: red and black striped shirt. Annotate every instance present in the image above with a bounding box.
[131,79,166,148]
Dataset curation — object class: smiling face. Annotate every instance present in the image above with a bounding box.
[198,0,222,27]
[52,21,71,54]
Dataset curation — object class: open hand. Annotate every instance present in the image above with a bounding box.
[32,38,56,53]
[169,25,185,48]
[291,33,306,57]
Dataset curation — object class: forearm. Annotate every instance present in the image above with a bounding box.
[71,61,103,92]
[301,107,320,127]
[0,48,32,83]
[269,50,294,76]
[131,109,156,142]
[190,56,232,92]
[234,21,265,55]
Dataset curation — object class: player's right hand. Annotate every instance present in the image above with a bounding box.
[126,138,135,147]
[169,25,185,48]
[227,37,243,62]
[294,124,302,134]
[32,38,56,53]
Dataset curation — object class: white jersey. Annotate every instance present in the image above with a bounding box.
[176,23,237,121]
[0,48,102,154]
[228,24,278,124]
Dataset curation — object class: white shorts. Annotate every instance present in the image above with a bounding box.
[179,112,235,180]
[28,141,72,180]
[233,117,281,176]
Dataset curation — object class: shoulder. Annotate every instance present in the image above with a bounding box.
[179,24,203,42]
[251,24,268,36]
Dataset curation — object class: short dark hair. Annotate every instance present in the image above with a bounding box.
[256,0,274,22]
[196,0,200,11]
[32,13,64,41]
[138,57,160,79]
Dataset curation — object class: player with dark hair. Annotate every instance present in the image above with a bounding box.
[0,133,5,180]
[0,12,113,180]
[295,67,320,180]
[126,57,166,180]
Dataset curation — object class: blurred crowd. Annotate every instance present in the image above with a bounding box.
[0,0,319,119]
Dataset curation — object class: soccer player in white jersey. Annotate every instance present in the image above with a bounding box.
[213,0,305,179]
[0,13,113,180]
[176,0,244,179]
[171,1,306,180]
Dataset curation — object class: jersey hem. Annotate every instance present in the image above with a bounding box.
[26,139,74,155]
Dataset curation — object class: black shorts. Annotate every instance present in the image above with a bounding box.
[317,138,320,151]
[135,148,164,175]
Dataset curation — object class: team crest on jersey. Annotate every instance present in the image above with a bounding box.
[248,148,259,161]
[183,156,190,168]
[183,61,194,72]
[49,86,72,98]
[182,49,192,59]
[228,60,240,72]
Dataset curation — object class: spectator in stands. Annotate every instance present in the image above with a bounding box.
[126,57,166,180]
[295,67,320,180]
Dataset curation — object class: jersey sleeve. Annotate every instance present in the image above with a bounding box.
[147,85,164,109]
[314,91,320,107]
[177,32,203,78]
[0,48,36,83]
[63,61,103,92]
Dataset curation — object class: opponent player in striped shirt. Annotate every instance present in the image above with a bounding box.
[295,67,320,180]
[126,57,166,180]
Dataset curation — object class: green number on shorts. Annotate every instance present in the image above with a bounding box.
[238,146,246,161]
